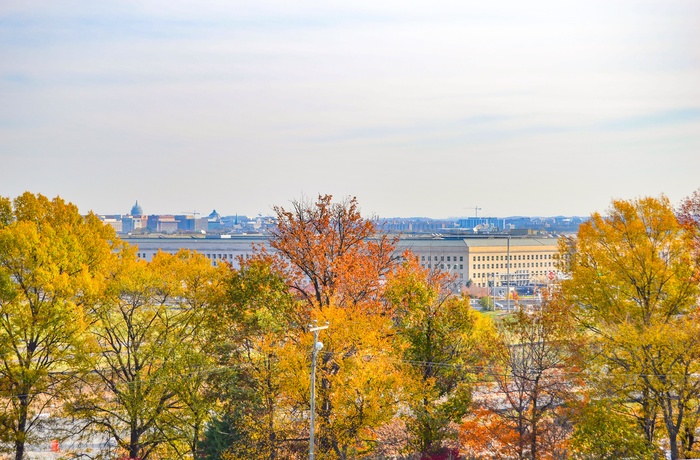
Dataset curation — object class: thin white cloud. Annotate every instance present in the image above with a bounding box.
[1,0,698,217]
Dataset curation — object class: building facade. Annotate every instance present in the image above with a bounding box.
[123,236,262,268]
[396,236,559,288]
[123,234,560,288]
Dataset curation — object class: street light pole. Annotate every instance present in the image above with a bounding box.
[309,322,328,460]
[506,236,511,311]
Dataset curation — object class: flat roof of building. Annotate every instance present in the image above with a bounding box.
[463,237,558,248]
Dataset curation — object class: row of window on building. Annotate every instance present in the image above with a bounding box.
[419,253,555,264]
[135,251,249,263]
[422,264,464,270]
[473,261,554,270]
[472,253,554,262]
[473,272,551,287]
[420,255,465,262]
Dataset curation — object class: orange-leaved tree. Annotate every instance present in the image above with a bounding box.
[268,194,396,311]
[301,302,403,459]
[460,407,521,459]
[262,195,403,459]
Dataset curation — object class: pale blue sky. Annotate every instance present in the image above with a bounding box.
[1,1,699,218]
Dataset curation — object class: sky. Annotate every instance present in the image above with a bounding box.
[1,1,699,219]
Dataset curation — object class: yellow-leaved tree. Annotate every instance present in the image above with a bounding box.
[209,256,304,460]
[0,193,120,460]
[68,249,226,460]
[385,254,490,458]
[293,301,402,459]
[560,196,700,459]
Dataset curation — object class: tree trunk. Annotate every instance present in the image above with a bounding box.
[531,382,540,460]
[14,394,29,460]
[266,357,277,460]
[14,440,25,460]
[641,388,656,444]
[661,395,683,460]
[667,420,679,460]
[517,410,526,460]
[192,424,200,459]
[130,427,140,459]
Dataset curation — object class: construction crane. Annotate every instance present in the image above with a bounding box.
[473,206,482,218]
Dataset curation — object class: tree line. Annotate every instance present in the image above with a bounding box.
[0,191,699,460]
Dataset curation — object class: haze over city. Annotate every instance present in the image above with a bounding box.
[1,1,699,218]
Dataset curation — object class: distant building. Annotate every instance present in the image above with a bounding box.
[174,215,208,233]
[157,216,179,233]
[378,217,458,234]
[131,200,143,216]
[121,200,146,233]
[457,217,507,232]
[121,215,146,233]
[379,215,584,236]
[207,209,224,232]
[397,236,560,289]
[100,216,123,233]
[145,215,180,233]
[124,236,264,268]
[123,234,560,288]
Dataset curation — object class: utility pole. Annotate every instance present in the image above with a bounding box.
[506,236,511,311]
[309,321,328,460]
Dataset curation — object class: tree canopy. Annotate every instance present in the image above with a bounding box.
[4,191,700,459]
[560,195,700,459]
[0,193,121,459]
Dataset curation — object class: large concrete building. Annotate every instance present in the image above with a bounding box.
[123,234,560,288]
[396,236,560,288]
[124,236,262,267]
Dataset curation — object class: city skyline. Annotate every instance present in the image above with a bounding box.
[101,199,589,220]
[2,1,699,219]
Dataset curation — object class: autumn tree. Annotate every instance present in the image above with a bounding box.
[0,197,11,227]
[0,193,119,460]
[569,400,655,459]
[461,294,584,460]
[268,194,395,310]
[153,249,227,458]
[240,195,404,459]
[677,188,700,276]
[299,302,403,459]
[69,249,224,460]
[385,254,490,457]
[206,257,406,460]
[560,196,700,459]
[204,257,305,460]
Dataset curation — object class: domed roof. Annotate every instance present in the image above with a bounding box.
[209,209,220,219]
[130,200,143,216]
